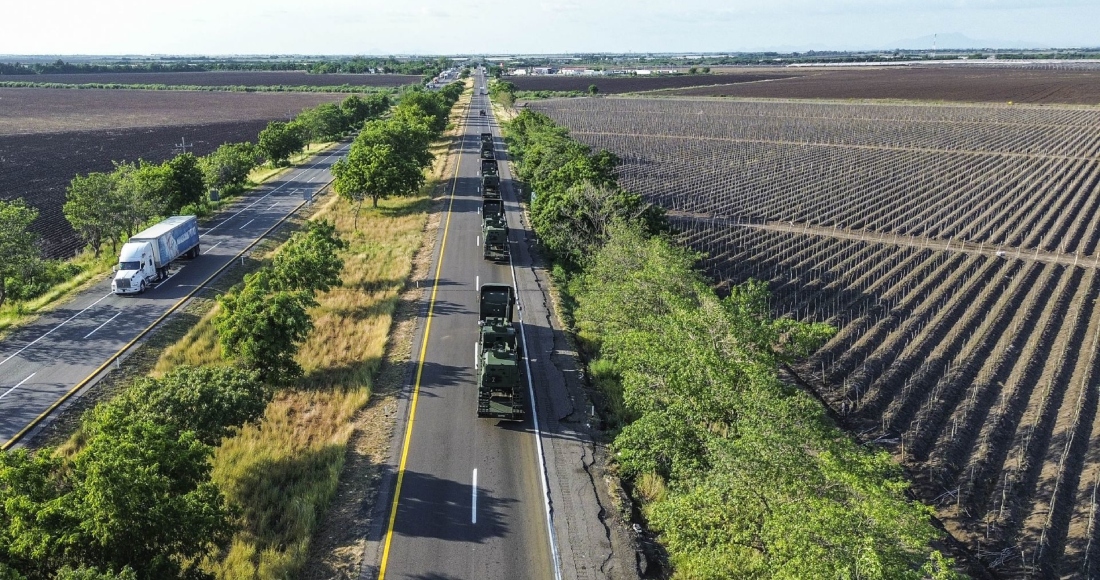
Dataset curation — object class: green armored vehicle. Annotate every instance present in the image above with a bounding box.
[477,284,523,420]
[480,159,499,199]
[482,199,508,260]
[480,133,494,159]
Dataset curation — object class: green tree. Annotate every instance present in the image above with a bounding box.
[201,142,260,195]
[339,94,389,129]
[216,269,315,383]
[64,172,120,258]
[571,225,956,579]
[0,199,40,308]
[489,80,516,106]
[378,110,435,169]
[0,418,233,580]
[102,366,269,446]
[588,83,599,95]
[164,153,205,212]
[112,160,171,238]
[269,219,347,294]
[395,89,449,134]
[701,66,711,73]
[332,134,423,217]
[257,121,305,166]
[530,182,663,268]
[70,417,231,579]
[0,448,73,578]
[688,66,699,74]
[295,103,346,144]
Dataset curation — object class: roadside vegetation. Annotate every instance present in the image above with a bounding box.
[503,108,964,579]
[0,81,464,580]
[0,56,451,77]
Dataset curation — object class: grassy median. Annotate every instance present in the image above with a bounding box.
[151,189,430,578]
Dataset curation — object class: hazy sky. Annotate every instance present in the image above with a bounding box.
[2,0,1097,55]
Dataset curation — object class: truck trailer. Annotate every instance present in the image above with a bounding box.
[477,284,523,420]
[112,215,199,295]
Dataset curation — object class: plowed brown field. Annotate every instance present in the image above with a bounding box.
[663,66,1100,105]
[532,96,1100,578]
[0,88,350,257]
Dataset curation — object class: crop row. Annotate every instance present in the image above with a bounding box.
[672,217,1100,577]
[529,99,1100,256]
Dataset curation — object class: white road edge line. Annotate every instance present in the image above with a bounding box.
[502,126,564,580]
[476,235,480,247]
[0,373,36,402]
[203,241,223,255]
[472,468,478,524]
[239,218,256,230]
[83,311,122,340]
[476,275,480,290]
[0,291,113,368]
[474,341,479,370]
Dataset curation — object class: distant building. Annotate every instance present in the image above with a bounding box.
[635,69,652,75]
[531,67,555,75]
[509,68,528,75]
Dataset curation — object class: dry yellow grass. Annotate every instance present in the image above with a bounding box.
[154,184,434,579]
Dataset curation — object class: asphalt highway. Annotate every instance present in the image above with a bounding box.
[365,72,558,580]
[0,142,350,447]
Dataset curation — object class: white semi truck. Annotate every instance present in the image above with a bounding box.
[112,215,200,295]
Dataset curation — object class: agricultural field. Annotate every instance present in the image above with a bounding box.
[506,71,794,93]
[0,88,348,257]
[530,96,1100,577]
[0,71,422,87]
[662,65,1100,105]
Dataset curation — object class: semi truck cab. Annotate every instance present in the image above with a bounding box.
[112,241,157,294]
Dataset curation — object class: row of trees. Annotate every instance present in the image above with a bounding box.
[333,83,464,218]
[503,109,962,578]
[60,93,389,263]
[0,57,451,76]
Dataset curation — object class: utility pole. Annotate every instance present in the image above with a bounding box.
[173,137,193,155]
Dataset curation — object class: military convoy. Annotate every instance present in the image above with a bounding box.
[477,284,524,420]
[472,108,523,420]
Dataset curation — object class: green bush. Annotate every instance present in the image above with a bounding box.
[4,260,82,302]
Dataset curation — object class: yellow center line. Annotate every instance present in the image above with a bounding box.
[377,90,471,579]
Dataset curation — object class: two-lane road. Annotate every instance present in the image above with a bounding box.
[0,142,350,447]
[366,72,557,580]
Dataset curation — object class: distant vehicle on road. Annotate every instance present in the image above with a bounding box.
[112,215,199,295]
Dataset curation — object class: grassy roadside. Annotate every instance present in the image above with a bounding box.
[0,142,335,340]
[152,86,469,579]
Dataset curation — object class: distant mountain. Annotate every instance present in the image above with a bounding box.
[886,33,1048,51]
